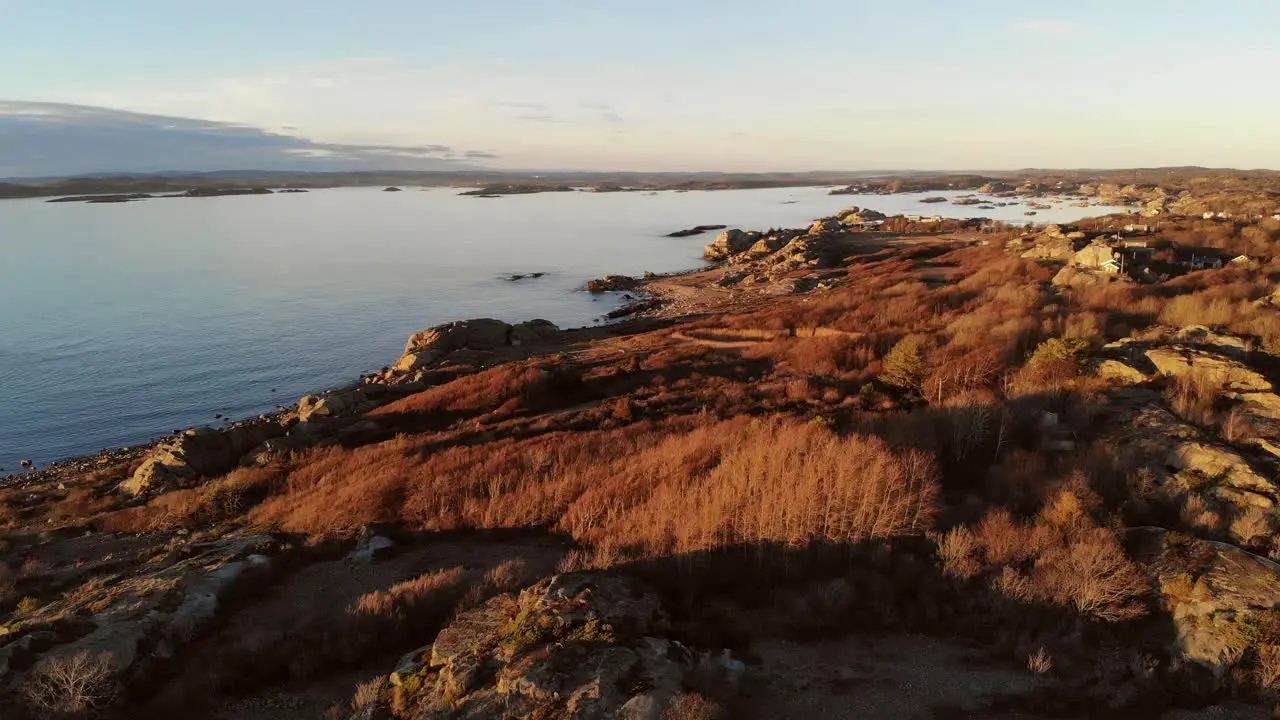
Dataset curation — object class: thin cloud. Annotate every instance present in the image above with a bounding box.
[0,101,496,177]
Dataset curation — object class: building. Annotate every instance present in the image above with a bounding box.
[1187,255,1224,271]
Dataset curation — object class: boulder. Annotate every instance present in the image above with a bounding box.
[746,236,786,258]
[1072,242,1118,270]
[389,573,705,719]
[586,275,640,293]
[397,319,513,371]
[1144,348,1271,393]
[808,219,842,234]
[121,422,283,495]
[1130,528,1280,675]
[704,229,759,261]
[347,534,396,564]
[840,208,886,223]
[1021,238,1074,261]
[510,319,561,346]
[1096,359,1150,384]
[296,386,378,424]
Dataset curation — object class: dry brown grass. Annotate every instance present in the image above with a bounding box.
[100,462,286,532]
[350,567,469,633]
[253,417,938,562]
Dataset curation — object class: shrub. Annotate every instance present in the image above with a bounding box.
[1015,337,1091,392]
[17,596,41,615]
[25,651,117,716]
[1230,507,1272,546]
[879,335,929,390]
[352,676,388,710]
[485,558,532,593]
[350,567,469,633]
[1165,370,1221,427]
[1030,527,1148,622]
[1220,407,1254,444]
[937,527,981,580]
[1027,647,1053,675]
[664,692,722,720]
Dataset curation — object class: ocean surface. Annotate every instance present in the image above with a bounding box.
[0,186,1129,470]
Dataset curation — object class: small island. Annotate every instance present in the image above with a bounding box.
[666,224,728,237]
[47,193,154,204]
[459,184,576,197]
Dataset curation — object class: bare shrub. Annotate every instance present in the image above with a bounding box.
[350,567,469,632]
[1030,527,1148,622]
[25,651,116,716]
[1257,646,1280,690]
[1182,495,1224,533]
[995,567,1033,603]
[485,557,532,592]
[1230,507,1272,546]
[1220,407,1254,444]
[975,508,1030,565]
[663,692,722,720]
[1165,370,1221,427]
[1027,647,1053,675]
[352,676,388,709]
[937,527,981,580]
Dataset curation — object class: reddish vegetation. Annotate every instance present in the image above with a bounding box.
[8,193,1280,718]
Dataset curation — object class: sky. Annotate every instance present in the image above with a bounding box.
[1,0,1277,172]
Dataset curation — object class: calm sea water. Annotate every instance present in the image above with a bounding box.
[0,186,1128,470]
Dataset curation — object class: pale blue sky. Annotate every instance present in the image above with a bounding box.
[1,0,1277,171]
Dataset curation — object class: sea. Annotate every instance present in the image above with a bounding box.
[0,186,1130,470]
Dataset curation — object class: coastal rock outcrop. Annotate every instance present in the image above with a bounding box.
[1130,528,1280,677]
[121,422,284,495]
[704,229,759,261]
[838,207,887,223]
[0,535,278,688]
[380,573,735,720]
[396,319,514,372]
[510,319,562,346]
[586,275,641,293]
[389,318,564,376]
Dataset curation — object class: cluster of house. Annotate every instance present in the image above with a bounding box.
[1070,235,1251,279]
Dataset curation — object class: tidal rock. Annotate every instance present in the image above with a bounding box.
[704,229,759,261]
[587,275,641,293]
[510,319,561,346]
